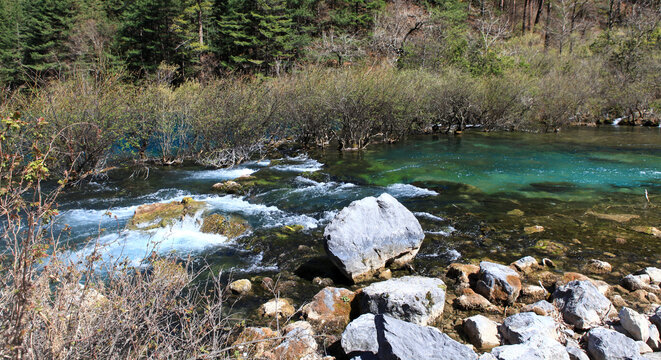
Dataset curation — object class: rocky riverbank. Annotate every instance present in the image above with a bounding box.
[216,193,661,360]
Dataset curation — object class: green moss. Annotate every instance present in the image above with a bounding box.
[200,214,250,239]
[300,171,327,182]
[128,198,206,230]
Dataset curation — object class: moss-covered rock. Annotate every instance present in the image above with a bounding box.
[200,213,250,239]
[128,197,206,230]
[300,171,327,183]
[631,226,661,238]
[211,180,244,194]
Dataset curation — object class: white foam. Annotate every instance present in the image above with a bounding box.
[68,212,229,267]
[271,155,323,172]
[232,252,279,273]
[386,183,439,198]
[414,212,445,222]
[186,167,256,180]
[424,226,456,236]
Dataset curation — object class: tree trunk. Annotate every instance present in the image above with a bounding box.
[534,0,544,26]
[522,0,528,34]
[198,0,204,45]
[569,1,577,53]
[544,0,551,50]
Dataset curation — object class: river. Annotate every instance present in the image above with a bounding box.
[55,126,661,307]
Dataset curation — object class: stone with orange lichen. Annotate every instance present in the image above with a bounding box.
[232,327,279,359]
[447,263,480,284]
[454,288,501,312]
[273,321,320,360]
[302,287,355,334]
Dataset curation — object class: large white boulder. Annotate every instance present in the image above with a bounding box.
[324,193,424,282]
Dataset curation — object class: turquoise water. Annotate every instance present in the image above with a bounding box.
[54,126,661,282]
[320,127,661,198]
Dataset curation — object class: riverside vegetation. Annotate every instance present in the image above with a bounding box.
[1,0,661,359]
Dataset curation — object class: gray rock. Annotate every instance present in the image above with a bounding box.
[648,323,661,350]
[644,267,661,284]
[479,354,498,360]
[361,276,446,326]
[620,307,650,342]
[643,353,661,360]
[490,337,570,360]
[566,345,590,360]
[512,256,539,273]
[553,280,614,330]
[324,193,424,282]
[342,314,379,356]
[637,341,653,354]
[499,312,558,344]
[586,327,643,360]
[651,306,661,330]
[341,313,478,360]
[464,315,501,350]
[622,274,653,291]
[522,300,560,318]
[476,261,522,305]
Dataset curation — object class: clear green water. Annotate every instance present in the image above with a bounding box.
[55,126,661,291]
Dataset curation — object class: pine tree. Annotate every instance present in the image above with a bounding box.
[21,0,76,78]
[116,0,188,77]
[0,0,24,85]
[214,0,295,74]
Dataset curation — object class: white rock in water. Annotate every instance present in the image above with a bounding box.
[324,193,424,282]
[620,307,650,342]
[361,276,446,326]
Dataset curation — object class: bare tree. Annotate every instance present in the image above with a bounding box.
[370,0,429,63]
[474,8,511,53]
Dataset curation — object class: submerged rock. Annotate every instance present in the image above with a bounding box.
[552,280,614,330]
[476,261,522,305]
[584,259,613,274]
[128,197,205,230]
[524,225,545,234]
[228,279,252,295]
[341,313,478,360]
[302,287,355,333]
[200,213,250,238]
[631,226,661,238]
[587,211,640,223]
[361,276,446,326]
[323,193,424,282]
[586,327,642,360]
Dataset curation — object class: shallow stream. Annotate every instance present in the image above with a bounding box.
[55,126,661,315]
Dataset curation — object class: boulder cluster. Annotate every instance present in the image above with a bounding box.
[227,194,661,359]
